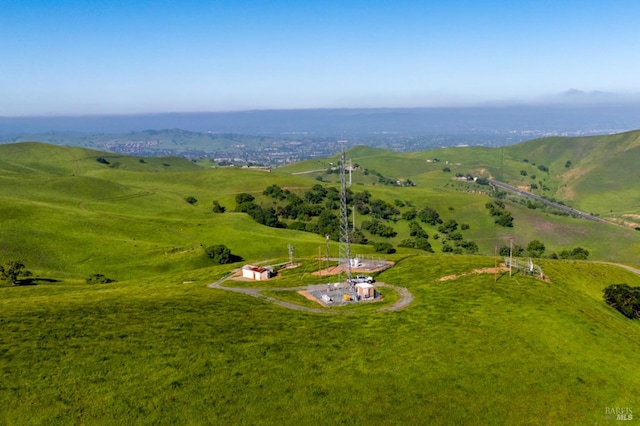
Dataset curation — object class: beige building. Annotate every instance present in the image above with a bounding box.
[241,265,272,281]
[355,283,374,299]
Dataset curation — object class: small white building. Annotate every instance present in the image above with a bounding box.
[241,265,272,281]
[355,283,375,299]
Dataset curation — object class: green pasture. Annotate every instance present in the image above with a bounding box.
[2,255,640,424]
[1,141,640,285]
[2,140,640,424]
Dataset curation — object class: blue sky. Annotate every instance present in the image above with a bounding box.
[2,0,639,116]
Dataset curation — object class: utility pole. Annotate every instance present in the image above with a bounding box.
[325,234,330,272]
[494,245,497,282]
[509,237,513,277]
[288,244,294,265]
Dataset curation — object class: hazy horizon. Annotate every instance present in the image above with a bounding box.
[3,1,640,116]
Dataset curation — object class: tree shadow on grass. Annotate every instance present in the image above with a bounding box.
[15,277,61,286]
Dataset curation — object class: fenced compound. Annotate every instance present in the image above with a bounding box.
[504,257,545,279]
[305,282,382,306]
[348,254,393,272]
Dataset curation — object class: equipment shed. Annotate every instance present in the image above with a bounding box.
[355,283,374,299]
[242,265,272,281]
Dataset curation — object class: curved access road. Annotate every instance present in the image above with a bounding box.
[488,179,610,224]
[208,272,413,313]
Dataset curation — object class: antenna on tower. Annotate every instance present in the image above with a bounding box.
[288,244,294,265]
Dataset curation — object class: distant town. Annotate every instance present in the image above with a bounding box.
[0,127,632,167]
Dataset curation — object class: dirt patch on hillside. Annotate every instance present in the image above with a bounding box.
[438,266,508,281]
[532,218,556,233]
[477,168,493,179]
[439,265,551,283]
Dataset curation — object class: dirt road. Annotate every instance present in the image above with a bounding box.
[208,272,413,313]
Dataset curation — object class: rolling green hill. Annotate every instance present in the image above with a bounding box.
[2,139,640,424]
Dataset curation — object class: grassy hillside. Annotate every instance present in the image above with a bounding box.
[2,141,640,423]
[2,255,639,424]
[398,130,640,227]
[1,140,640,283]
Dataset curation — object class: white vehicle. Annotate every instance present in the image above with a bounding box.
[351,274,374,284]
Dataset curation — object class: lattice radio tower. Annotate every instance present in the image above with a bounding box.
[338,141,353,287]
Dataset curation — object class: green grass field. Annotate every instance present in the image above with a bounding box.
[2,255,640,424]
[2,140,640,424]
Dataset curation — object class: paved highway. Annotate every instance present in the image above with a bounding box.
[487,179,611,225]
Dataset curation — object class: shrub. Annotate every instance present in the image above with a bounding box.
[527,239,546,257]
[558,247,589,260]
[205,244,242,264]
[185,196,198,204]
[96,157,110,165]
[86,274,115,284]
[603,284,640,319]
[373,242,395,254]
[495,211,514,227]
[212,200,226,213]
[0,261,32,285]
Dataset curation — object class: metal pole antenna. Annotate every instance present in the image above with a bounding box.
[509,237,513,277]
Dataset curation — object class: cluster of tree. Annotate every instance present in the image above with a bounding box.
[373,242,396,254]
[325,164,413,186]
[96,157,110,165]
[247,185,401,242]
[497,241,588,260]
[434,219,477,253]
[550,247,589,260]
[263,184,288,200]
[442,239,479,255]
[0,261,31,285]
[86,274,116,284]
[417,206,442,226]
[212,200,226,213]
[205,244,242,264]
[437,219,459,234]
[235,194,285,228]
[375,172,415,187]
[235,183,483,255]
[286,210,340,240]
[486,201,514,227]
[499,240,546,258]
[603,284,640,319]
[361,220,397,238]
[185,196,198,204]
[368,199,400,220]
[399,221,433,252]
